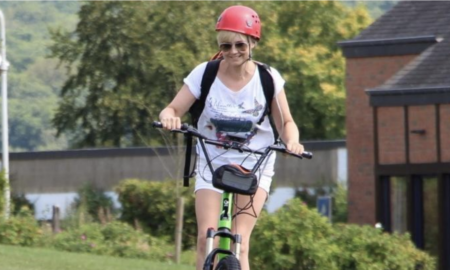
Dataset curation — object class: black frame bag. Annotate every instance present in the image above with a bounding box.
[212,164,258,195]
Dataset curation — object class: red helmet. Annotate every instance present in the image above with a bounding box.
[216,5,261,40]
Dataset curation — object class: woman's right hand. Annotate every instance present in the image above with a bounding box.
[158,84,197,131]
[159,116,182,130]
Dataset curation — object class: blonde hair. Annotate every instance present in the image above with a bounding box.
[217,31,257,45]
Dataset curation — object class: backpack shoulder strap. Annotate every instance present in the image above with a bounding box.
[188,59,221,128]
[258,63,275,115]
[256,62,275,119]
[184,59,221,187]
[200,59,221,108]
[256,62,279,142]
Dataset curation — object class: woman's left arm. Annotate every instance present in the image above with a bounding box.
[271,89,305,155]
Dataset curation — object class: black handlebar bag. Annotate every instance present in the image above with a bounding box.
[212,164,258,195]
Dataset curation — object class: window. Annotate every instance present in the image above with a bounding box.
[380,175,445,268]
[423,177,439,258]
[390,177,409,233]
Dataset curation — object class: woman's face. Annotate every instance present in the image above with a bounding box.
[218,33,254,65]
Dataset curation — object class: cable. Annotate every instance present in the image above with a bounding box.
[233,193,258,220]
[274,89,284,143]
[231,148,273,220]
[197,148,230,184]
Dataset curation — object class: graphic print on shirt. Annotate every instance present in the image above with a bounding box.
[206,96,264,144]
[242,99,264,117]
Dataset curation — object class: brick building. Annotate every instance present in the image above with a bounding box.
[338,2,450,269]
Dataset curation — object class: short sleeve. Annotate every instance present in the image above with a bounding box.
[268,67,286,96]
[183,62,208,100]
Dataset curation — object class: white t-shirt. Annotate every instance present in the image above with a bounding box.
[183,61,285,176]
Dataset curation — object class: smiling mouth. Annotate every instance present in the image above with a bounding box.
[229,54,244,59]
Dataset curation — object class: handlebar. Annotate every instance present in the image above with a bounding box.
[152,121,313,159]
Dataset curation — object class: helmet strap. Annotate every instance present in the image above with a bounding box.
[210,51,223,61]
[247,36,253,61]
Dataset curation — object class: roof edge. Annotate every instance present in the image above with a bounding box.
[337,35,440,47]
[338,35,441,58]
[366,85,450,106]
[367,85,450,96]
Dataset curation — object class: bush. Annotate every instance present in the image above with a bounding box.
[251,198,340,270]
[0,207,43,247]
[250,198,435,270]
[332,224,436,270]
[115,179,197,249]
[73,182,116,223]
[101,221,170,260]
[51,221,172,261]
[331,183,348,223]
[295,182,348,223]
[0,170,7,217]
[11,193,35,216]
[0,170,36,218]
[51,222,104,253]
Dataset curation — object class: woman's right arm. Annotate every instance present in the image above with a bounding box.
[159,84,197,130]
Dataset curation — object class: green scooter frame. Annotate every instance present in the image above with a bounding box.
[203,191,242,270]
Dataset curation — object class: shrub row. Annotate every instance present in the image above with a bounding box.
[250,198,435,270]
[0,179,436,270]
[0,208,41,246]
[115,179,197,249]
[116,180,435,270]
[51,221,172,260]
[0,207,174,262]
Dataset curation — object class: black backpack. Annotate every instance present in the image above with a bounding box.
[183,59,277,187]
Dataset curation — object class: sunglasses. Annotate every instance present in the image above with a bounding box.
[219,42,249,52]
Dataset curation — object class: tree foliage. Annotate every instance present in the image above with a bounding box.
[50,1,371,147]
[0,1,388,150]
[254,1,371,139]
[0,2,79,151]
[344,1,398,19]
[250,198,435,270]
[115,179,197,249]
[50,2,227,147]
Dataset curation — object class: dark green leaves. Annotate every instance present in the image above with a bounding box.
[50,1,372,147]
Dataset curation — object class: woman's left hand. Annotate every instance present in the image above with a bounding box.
[285,141,305,155]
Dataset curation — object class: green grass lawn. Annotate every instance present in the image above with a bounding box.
[0,244,195,270]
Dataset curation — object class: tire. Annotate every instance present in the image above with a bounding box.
[215,255,241,270]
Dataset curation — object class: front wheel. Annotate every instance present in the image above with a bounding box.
[215,255,241,270]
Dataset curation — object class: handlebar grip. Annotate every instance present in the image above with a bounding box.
[152,121,163,128]
[288,151,313,159]
[152,121,189,131]
[301,151,313,159]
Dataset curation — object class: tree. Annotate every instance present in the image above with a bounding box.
[6,58,68,151]
[344,1,398,19]
[50,1,229,147]
[0,2,79,151]
[253,1,371,139]
[50,1,371,147]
